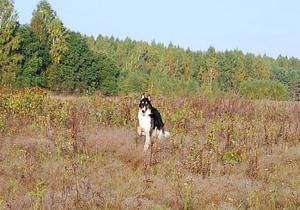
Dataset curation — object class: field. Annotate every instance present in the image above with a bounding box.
[0,88,299,210]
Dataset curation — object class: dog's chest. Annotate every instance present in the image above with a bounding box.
[138,110,152,131]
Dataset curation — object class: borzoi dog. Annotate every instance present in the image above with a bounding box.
[137,94,170,151]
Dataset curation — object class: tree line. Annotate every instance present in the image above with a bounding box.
[1,0,300,99]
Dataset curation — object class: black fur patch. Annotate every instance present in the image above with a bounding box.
[150,107,164,130]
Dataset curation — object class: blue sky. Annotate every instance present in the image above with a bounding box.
[14,0,300,58]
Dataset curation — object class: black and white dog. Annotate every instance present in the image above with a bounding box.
[137,94,170,151]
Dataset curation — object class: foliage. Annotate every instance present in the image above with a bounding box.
[50,32,120,95]
[16,25,49,87]
[96,53,120,96]
[222,150,242,164]
[272,67,300,100]
[54,31,97,91]
[1,0,300,99]
[48,18,68,64]
[239,79,290,100]
[119,69,200,95]
[0,0,22,86]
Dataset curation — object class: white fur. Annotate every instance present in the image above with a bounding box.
[138,108,152,151]
[152,129,170,141]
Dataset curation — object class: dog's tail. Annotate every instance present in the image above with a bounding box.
[158,130,170,141]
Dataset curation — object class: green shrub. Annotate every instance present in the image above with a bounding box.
[222,150,242,164]
[239,79,289,100]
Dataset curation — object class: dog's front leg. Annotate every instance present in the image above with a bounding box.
[144,132,151,151]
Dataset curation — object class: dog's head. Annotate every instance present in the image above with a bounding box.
[139,94,152,113]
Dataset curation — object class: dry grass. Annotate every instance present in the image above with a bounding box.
[0,90,299,209]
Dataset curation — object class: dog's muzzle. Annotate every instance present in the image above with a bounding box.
[141,107,146,113]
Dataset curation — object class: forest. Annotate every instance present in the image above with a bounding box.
[1,0,300,100]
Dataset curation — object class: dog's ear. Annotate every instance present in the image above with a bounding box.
[147,94,151,101]
[141,94,145,100]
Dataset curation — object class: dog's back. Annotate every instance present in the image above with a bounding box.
[150,107,164,130]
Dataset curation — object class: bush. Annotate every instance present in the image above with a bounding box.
[239,79,289,101]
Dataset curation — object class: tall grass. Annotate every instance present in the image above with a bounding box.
[0,88,299,209]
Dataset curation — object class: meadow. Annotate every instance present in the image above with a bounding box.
[0,88,299,210]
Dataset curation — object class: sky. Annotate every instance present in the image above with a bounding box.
[14,0,300,58]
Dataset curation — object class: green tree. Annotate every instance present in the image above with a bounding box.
[53,32,90,90]
[239,79,289,101]
[0,0,21,85]
[28,0,58,86]
[31,0,55,42]
[287,69,300,100]
[16,25,48,86]
[218,50,246,91]
[29,0,67,87]
[48,18,68,64]
[198,46,219,88]
[97,54,120,95]
[244,54,270,80]
[272,67,300,100]
[55,32,119,94]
